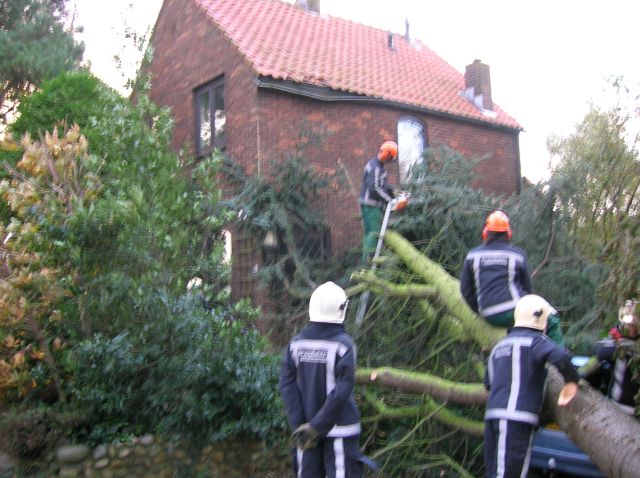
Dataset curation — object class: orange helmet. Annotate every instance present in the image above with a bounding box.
[482,210,512,241]
[378,140,398,162]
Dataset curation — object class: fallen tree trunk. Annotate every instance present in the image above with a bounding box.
[351,229,640,476]
[383,230,505,349]
[546,367,640,478]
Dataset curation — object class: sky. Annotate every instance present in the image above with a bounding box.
[71,0,640,183]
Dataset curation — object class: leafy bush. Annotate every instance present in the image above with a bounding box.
[0,126,103,402]
[9,71,105,147]
[0,72,233,404]
[72,293,286,445]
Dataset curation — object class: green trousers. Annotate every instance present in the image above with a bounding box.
[485,310,565,346]
[361,204,383,264]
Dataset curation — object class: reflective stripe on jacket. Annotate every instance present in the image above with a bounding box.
[484,328,579,425]
[358,157,394,208]
[278,323,361,438]
[460,239,532,317]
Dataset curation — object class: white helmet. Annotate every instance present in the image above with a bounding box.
[309,282,349,324]
[618,299,639,325]
[514,294,556,331]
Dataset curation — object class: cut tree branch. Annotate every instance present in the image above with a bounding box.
[356,367,487,406]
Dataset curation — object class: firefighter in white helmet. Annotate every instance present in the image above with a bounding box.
[483,294,579,478]
[279,282,374,477]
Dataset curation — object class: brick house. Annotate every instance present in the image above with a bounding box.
[146,0,522,302]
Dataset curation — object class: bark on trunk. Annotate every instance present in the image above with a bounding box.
[546,367,640,478]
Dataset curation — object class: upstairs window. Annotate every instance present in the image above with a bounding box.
[398,116,425,182]
[195,77,226,156]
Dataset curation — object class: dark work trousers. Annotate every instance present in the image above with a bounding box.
[293,436,363,478]
[484,419,535,478]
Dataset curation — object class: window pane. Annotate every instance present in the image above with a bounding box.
[198,90,212,151]
[214,85,226,146]
[398,118,425,182]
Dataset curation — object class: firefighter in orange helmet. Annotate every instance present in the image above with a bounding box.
[459,211,564,344]
[358,140,403,263]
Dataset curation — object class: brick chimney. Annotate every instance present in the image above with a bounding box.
[464,59,493,111]
[295,0,320,13]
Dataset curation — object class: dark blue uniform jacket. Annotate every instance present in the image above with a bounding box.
[484,327,579,425]
[460,239,532,317]
[278,323,361,438]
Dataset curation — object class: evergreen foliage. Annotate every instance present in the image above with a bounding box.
[0,0,83,126]
[8,71,104,147]
[346,140,625,474]
[390,145,493,271]
[349,148,493,475]
[221,149,352,340]
[379,144,613,351]
[1,71,105,221]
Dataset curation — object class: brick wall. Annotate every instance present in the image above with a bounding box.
[147,0,259,160]
[148,0,263,302]
[252,90,520,250]
[147,0,521,304]
[427,115,521,196]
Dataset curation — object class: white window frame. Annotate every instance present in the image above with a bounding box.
[397,116,426,182]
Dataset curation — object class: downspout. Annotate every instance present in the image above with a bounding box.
[256,115,262,176]
[515,132,522,194]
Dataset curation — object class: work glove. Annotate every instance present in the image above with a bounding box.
[393,196,409,211]
[609,327,622,341]
[292,423,320,450]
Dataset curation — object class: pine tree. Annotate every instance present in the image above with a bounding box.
[0,0,83,126]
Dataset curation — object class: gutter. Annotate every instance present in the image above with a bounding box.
[254,76,522,133]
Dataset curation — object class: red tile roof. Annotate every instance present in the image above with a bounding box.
[193,0,521,130]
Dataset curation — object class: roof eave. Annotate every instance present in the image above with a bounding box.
[255,76,523,133]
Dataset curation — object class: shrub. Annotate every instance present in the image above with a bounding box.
[72,293,286,445]
[0,72,233,404]
[9,71,106,148]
